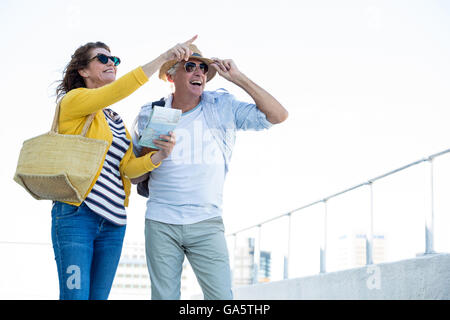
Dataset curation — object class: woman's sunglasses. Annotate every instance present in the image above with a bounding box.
[89,53,121,66]
[184,61,208,74]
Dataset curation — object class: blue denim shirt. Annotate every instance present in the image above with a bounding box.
[132,89,273,174]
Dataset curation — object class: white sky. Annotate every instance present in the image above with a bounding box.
[1,0,450,298]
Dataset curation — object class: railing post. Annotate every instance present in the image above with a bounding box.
[231,233,237,283]
[425,158,436,254]
[366,181,374,265]
[252,225,262,284]
[320,200,327,274]
[285,212,292,279]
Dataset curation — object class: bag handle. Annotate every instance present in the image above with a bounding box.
[51,99,96,136]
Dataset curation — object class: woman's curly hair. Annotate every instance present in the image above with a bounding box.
[56,41,110,101]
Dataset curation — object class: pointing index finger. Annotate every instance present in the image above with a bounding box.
[183,35,198,46]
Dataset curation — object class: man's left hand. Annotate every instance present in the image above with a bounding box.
[210,58,243,83]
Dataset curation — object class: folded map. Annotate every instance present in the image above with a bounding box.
[139,106,182,149]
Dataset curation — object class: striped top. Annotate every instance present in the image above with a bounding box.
[84,109,130,226]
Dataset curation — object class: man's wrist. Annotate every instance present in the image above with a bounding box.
[230,72,248,87]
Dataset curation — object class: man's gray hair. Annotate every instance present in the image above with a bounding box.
[166,62,181,78]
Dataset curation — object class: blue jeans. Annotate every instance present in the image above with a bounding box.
[51,202,126,300]
[145,217,233,300]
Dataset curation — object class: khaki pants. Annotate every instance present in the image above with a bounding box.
[144,216,233,300]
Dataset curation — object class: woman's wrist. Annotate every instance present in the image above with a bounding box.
[150,151,164,167]
[141,55,167,78]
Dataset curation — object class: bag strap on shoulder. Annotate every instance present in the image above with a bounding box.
[51,99,96,137]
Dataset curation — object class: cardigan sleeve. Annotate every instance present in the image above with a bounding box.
[122,150,161,179]
[60,67,148,120]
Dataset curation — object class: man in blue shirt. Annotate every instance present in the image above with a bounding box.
[132,41,288,300]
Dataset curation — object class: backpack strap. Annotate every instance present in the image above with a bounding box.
[136,98,165,198]
[152,97,165,107]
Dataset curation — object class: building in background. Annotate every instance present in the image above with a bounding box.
[337,232,386,270]
[232,237,272,286]
[258,251,271,282]
[109,242,203,300]
[232,238,254,286]
[110,242,149,299]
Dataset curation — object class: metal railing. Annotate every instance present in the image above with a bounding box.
[227,147,450,279]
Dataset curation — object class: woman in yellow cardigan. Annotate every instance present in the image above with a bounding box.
[52,36,197,300]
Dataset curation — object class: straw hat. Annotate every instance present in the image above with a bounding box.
[159,44,217,82]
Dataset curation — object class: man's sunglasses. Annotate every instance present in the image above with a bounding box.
[184,61,208,74]
[88,53,121,66]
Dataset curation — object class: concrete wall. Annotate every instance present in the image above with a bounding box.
[233,253,450,299]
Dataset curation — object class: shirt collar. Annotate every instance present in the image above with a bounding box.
[201,91,215,104]
[165,92,215,107]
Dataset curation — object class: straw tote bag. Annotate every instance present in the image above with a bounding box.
[13,101,109,203]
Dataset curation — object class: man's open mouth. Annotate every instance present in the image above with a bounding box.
[190,80,202,86]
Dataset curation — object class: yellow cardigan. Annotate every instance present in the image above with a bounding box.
[59,67,159,207]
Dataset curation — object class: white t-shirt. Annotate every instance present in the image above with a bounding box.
[145,99,226,224]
